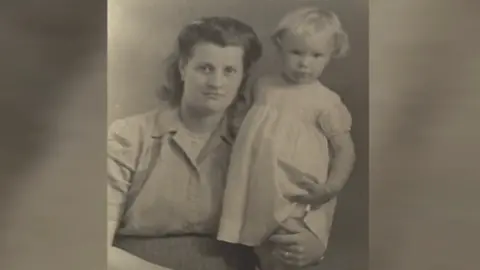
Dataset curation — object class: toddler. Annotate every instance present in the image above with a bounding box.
[219,7,356,270]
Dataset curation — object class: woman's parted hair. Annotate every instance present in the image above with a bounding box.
[158,16,263,107]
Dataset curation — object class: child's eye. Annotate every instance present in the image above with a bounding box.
[313,53,324,58]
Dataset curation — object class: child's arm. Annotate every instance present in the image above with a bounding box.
[324,131,356,197]
[321,100,356,199]
[280,101,355,256]
[289,100,356,206]
[290,132,355,206]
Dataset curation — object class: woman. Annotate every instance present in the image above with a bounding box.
[107,17,326,270]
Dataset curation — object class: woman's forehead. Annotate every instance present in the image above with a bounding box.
[189,42,244,64]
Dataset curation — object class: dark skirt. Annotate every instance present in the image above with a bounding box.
[113,234,258,270]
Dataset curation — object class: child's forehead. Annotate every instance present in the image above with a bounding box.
[280,29,334,49]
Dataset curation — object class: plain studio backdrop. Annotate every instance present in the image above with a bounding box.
[109,1,369,269]
[0,0,478,270]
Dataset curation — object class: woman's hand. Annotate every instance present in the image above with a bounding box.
[268,229,326,267]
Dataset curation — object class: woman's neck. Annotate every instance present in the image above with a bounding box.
[179,105,224,134]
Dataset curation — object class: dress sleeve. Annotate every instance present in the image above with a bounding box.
[317,100,352,138]
[303,201,337,248]
[107,118,142,223]
[228,78,258,136]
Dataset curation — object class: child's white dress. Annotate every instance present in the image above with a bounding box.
[217,75,352,248]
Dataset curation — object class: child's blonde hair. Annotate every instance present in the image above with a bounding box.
[272,7,350,58]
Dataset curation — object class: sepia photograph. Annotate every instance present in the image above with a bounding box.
[107,1,368,270]
[0,0,478,270]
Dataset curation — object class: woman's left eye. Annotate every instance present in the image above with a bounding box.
[291,50,302,56]
[224,67,237,75]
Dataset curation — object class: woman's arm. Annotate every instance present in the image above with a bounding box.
[107,221,172,270]
[107,119,173,270]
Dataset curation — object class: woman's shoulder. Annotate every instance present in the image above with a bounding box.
[109,109,160,136]
[109,107,178,146]
[107,108,173,166]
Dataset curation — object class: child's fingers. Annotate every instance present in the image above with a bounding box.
[300,179,318,193]
[287,194,314,204]
[302,173,318,183]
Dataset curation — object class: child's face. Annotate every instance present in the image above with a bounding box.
[277,30,334,84]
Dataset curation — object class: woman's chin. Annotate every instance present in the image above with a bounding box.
[189,103,227,116]
[197,99,232,114]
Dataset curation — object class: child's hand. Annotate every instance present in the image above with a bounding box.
[289,176,334,206]
[277,159,335,206]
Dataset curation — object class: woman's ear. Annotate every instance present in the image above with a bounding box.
[178,57,187,81]
[271,31,285,51]
[271,36,281,51]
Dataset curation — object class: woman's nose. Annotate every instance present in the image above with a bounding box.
[207,71,225,88]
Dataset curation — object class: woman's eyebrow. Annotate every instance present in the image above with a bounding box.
[195,62,215,68]
[195,61,212,65]
[196,61,240,68]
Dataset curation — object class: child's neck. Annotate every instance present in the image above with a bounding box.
[280,72,320,87]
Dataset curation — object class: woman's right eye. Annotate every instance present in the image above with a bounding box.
[198,65,213,73]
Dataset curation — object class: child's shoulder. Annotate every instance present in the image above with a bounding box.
[316,83,342,103]
[254,74,284,89]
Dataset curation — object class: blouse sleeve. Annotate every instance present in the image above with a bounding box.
[317,100,353,138]
[107,118,142,223]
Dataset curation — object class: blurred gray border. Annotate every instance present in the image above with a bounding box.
[0,1,478,270]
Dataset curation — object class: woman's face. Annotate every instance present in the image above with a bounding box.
[180,42,245,115]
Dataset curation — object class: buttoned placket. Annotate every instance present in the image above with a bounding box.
[148,109,233,232]
[169,128,230,232]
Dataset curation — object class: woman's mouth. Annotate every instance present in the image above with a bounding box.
[203,92,223,99]
[294,71,311,78]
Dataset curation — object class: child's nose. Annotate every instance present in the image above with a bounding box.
[298,57,311,67]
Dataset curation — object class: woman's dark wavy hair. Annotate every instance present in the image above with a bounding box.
[157,16,263,108]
